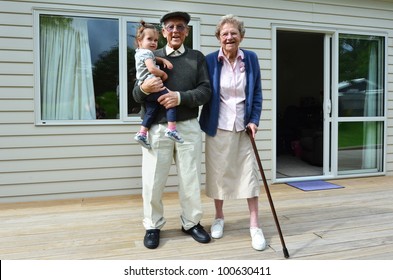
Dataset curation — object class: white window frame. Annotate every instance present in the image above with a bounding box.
[332,30,388,177]
[33,9,200,125]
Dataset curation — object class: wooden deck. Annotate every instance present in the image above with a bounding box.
[1,176,393,260]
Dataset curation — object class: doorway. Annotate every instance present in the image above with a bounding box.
[275,30,386,181]
[276,30,326,179]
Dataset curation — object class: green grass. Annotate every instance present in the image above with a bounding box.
[338,122,379,149]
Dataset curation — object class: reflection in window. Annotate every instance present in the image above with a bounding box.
[338,35,384,117]
[338,121,384,173]
[40,15,119,120]
[337,34,385,175]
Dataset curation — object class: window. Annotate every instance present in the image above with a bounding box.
[39,15,119,121]
[337,34,385,174]
[36,12,195,124]
[338,34,384,117]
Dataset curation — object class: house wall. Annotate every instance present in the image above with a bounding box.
[1,0,393,202]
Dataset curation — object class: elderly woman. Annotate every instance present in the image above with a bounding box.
[199,14,265,250]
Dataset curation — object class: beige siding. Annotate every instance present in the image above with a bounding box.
[1,0,393,202]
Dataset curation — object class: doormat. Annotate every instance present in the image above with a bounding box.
[286,180,344,191]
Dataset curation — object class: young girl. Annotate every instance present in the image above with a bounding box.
[134,21,183,149]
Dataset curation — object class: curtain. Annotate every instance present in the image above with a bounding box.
[40,16,96,120]
[362,43,377,169]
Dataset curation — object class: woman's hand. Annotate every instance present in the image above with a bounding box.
[246,123,258,139]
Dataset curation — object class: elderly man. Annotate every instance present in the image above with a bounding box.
[133,11,212,249]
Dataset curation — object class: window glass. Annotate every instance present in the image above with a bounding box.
[337,34,385,174]
[338,121,384,172]
[338,35,384,117]
[39,15,194,122]
[39,15,119,120]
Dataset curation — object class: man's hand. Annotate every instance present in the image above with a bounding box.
[141,77,165,94]
[158,89,179,109]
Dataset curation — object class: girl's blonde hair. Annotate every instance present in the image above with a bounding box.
[135,20,159,47]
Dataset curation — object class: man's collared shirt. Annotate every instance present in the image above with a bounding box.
[165,45,185,57]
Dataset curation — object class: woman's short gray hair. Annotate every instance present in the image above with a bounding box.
[215,14,246,39]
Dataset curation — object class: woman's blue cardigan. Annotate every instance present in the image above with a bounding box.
[199,49,263,137]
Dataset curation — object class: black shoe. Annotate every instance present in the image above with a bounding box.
[182,223,211,243]
[144,229,160,249]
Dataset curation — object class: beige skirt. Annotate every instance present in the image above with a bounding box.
[205,129,260,200]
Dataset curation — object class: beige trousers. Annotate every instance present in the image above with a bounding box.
[142,118,203,230]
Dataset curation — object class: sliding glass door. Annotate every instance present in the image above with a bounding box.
[336,34,385,174]
[274,30,386,182]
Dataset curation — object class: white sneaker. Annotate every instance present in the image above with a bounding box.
[211,218,224,239]
[250,227,266,251]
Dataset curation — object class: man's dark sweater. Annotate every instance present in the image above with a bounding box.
[133,47,211,124]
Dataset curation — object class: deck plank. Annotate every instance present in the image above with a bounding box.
[1,176,393,260]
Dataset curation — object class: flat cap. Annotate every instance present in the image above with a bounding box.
[160,11,190,24]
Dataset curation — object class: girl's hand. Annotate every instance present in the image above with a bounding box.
[161,58,173,70]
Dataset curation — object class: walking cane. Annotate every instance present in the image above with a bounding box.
[246,127,290,258]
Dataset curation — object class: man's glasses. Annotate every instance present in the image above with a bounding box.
[164,24,187,32]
